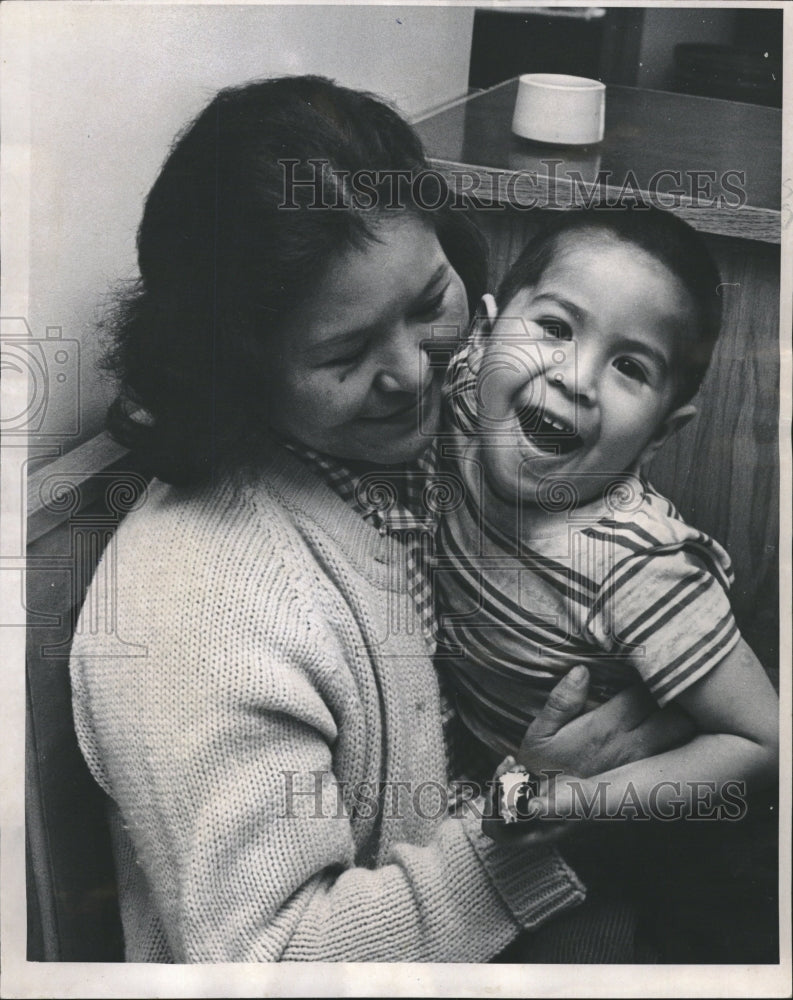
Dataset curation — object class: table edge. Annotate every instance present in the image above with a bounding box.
[427,157,781,245]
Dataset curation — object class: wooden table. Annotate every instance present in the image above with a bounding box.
[416,80,782,672]
[415,78,781,242]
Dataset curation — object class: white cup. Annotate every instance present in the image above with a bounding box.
[511,73,606,146]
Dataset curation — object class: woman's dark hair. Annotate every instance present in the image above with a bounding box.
[103,75,487,485]
[495,205,723,406]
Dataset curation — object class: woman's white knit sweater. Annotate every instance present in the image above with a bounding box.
[70,446,584,962]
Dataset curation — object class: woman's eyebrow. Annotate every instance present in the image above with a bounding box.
[314,326,371,350]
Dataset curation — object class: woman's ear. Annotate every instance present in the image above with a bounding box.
[638,403,697,470]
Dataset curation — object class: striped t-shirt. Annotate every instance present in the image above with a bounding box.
[435,339,740,758]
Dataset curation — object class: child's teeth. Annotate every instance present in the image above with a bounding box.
[541,416,569,433]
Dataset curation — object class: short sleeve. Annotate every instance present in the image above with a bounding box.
[585,541,740,706]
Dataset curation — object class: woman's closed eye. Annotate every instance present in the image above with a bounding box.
[324,342,369,368]
[613,356,649,383]
[411,280,451,322]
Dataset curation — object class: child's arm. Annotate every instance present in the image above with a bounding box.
[522,637,778,823]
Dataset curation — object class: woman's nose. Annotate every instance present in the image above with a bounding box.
[375,325,430,394]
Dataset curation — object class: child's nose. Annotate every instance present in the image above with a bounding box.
[550,343,598,405]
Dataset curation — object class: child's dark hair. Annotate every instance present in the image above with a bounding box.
[495,205,722,406]
[102,75,487,485]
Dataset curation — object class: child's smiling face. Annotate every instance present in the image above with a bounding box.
[475,233,697,510]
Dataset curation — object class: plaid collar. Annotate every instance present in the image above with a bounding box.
[280,437,439,535]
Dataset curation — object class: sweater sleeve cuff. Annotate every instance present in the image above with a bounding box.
[461,807,586,931]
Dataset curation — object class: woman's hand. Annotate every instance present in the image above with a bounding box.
[516,665,695,779]
[481,666,696,847]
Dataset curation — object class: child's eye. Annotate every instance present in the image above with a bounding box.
[614,357,648,383]
[540,318,573,341]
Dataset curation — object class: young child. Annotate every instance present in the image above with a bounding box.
[434,205,778,824]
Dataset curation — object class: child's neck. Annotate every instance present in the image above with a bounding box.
[482,468,645,540]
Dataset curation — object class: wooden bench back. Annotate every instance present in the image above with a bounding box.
[26,432,147,961]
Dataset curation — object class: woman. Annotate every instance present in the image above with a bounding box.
[70,75,688,963]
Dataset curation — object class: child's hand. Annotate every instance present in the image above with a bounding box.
[529,771,601,824]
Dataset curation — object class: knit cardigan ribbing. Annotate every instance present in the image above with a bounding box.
[70,446,584,962]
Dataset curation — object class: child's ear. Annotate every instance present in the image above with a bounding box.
[471,293,497,334]
[468,294,498,374]
[638,403,697,469]
[479,293,498,332]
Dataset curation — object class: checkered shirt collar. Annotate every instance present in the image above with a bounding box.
[279,437,439,534]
